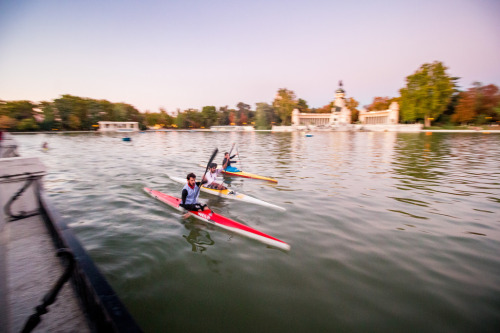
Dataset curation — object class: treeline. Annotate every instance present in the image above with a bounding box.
[1,61,499,131]
[0,95,145,131]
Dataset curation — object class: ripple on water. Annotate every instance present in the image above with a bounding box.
[12,132,500,332]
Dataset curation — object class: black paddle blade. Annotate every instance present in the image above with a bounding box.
[195,148,219,199]
[207,148,218,169]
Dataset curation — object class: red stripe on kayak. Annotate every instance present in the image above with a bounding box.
[146,188,181,208]
[145,187,288,246]
[191,210,287,245]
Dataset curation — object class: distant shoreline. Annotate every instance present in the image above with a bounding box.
[7,128,500,135]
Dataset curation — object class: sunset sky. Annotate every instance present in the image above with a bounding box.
[1,0,499,112]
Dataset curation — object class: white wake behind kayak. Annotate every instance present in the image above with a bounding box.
[169,175,286,211]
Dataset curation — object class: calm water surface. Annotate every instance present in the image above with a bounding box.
[14,131,500,332]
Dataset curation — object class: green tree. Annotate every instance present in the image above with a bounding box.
[399,61,456,126]
[0,100,36,120]
[175,109,202,128]
[16,118,39,131]
[297,98,309,113]
[175,111,188,128]
[53,95,87,130]
[272,88,297,125]
[255,102,275,129]
[201,106,217,128]
[39,101,59,130]
[216,106,230,125]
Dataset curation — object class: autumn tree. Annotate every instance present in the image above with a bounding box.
[272,88,297,125]
[366,97,391,111]
[346,97,360,122]
[399,61,456,126]
[236,102,251,125]
[316,103,333,113]
[0,115,17,130]
[452,83,500,124]
[452,91,476,124]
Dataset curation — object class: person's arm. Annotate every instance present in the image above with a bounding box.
[181,189,188,206]
[230,154,237,159]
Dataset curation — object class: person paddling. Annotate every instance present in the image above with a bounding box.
[202,161,229,190]
[180,173,209,218]
[222,151,240,172]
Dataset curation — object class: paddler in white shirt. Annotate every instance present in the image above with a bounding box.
[180,173,209,218]
[202,161,228,190]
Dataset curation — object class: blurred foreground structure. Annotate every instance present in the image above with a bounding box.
[0,132,142,332]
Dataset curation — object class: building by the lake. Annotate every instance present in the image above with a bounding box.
[98,121,139,132]
[276,81,422,132]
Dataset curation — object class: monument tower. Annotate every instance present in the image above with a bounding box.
[330,80,351,126]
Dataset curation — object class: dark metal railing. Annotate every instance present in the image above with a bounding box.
[4,174,41,221]
[2,173,142,332]
[21,249,75,333]
[36,180,143,332]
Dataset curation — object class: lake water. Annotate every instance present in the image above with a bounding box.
[13,131,500,332]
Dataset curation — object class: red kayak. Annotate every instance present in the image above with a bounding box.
[144,187,290,251]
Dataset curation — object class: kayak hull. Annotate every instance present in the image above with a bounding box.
[168,176,285,211]
[144,187,290,251]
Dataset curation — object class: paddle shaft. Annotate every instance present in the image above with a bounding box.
[195,148,218,200]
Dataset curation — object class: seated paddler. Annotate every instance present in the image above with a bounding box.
[180,173,209,216]
[222,151,240,172]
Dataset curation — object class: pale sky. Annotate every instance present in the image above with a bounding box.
[1,0,499,112]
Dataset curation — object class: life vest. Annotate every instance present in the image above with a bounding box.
[182,183,199,205]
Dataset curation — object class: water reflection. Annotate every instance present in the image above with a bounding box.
[183,224,215,253]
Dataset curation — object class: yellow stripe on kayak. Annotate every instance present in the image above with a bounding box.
[202,186,230,195]
[223,170,278,183]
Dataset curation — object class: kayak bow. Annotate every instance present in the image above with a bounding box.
[143,187,290,251]
[168,175,285,211]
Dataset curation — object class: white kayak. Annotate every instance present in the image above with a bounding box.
[168,175,286,211]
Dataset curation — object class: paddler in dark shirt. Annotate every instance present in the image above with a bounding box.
[180,172,209,218]
[222,151,240,172]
